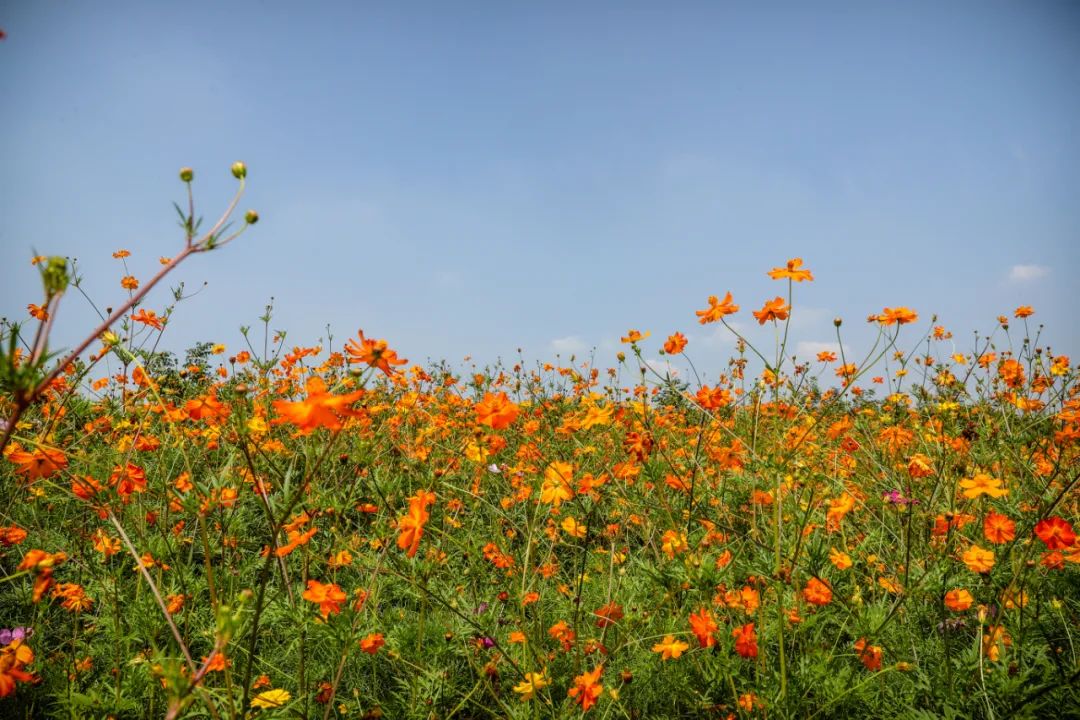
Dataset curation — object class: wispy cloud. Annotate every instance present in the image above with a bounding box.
[550,336,587,356]
[1008,264,1049,283]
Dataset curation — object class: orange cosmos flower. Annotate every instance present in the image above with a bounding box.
[568,665,603,712]
[396,490,436,558]
[803,577,833,606]
[120,276,139,290]
[109,463,147,500]
[1014,305,1034,318]
[853,638,882,671]
[983,512,1016,545]
[652,635,690,660]
[302,580,347,620]
[731,622,758,659]
[1034,517,1076,550]
[944,588,974,612]
[344,329,407,376]
[271,376,364,433]
[829,547,852,571]
[695,292,740,324]
[752,297,790,325]
[689,608,717,648]
[27,304,48,321]
[7,446,67,481]
[620,329,650,344]
[359,633,385,654]
[112,249,131,259]
[475,392,519,430]
[663,332,688,354]
[767,257,814,282]
[998,359,1026,388]
[958,473,1007,499]
[131,308,165,330]
[875,307,918,326]
[540,461,574,506]
[593,601,624,629]
[0,639,37,698]
[961,544,995,573]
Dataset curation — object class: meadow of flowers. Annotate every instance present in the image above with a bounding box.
[1,167,1077,719]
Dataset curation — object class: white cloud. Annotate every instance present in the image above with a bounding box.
[794,341,850,361]
[642,357,680,379]
[550,336,587,355]
[697,323,744,349]
[1008,264,1049,283]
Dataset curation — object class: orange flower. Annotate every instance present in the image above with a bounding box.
[652,635,690,660]
[767,257,814,282]
[593,601,624,629]
[958,473,1007,499]
[961,544,995,573]
[983,512,1016,545]
[829,547,852,571]
[663,332,688,354]
[344,329,407,376]
[540,462,574,506]
[1034,517,1076,550]
[752,297,790,325]
[620,329,650,344]
[695,292,740,324]
[998,359,1026,389]
[7,446,67,481]
[131,308,165,330]
[112,249,131,259]
[0,639,37,698]
[109,463,147,500]
[359,633,385,654]
[302,580,346,619]
[568,665,603,712]
[272,376,364,433]
[875,307,918,326]
[689,608,717,648]
[120,275,139,290]
[853,638,882,670]
[1014,305,1034,318]
[802,577,833,606]
[475,392,519,430]
[731,622,758,659]
[944,588,973,612]
[27,304,49,321]
[396,490,436,558]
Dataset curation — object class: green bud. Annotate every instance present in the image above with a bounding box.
[41,256,70,298]
[231,161,247,179]
[244,209,259,224]
[179,167,194,182]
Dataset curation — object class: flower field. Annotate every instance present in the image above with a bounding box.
[1,170,1078,719]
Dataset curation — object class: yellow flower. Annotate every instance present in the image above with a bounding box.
[962,544,995,574]
[251,688,292,708]
[513,671,549,701]
[829,547,852,571]
[652,634,690,660]
[561,516,587,539]
[959,473,1007,499]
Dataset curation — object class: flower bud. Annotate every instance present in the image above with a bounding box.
[179,167,194,182]
[245,209,259,224]
[231,161,247,179]
[42,256,70,298]
[833,317,843,327]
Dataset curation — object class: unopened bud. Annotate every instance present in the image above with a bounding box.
[833,317,843,327]
[231,161,247,179]
[245,209,259,224]
[179,167,194,182]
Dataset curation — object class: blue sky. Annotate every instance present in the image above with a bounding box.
[2,1,1078,380]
